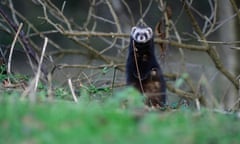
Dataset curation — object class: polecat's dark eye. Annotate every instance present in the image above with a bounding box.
[144,33,148,40]
[135,33,140,39]
[131,26,153,43]
[126,26,166,107]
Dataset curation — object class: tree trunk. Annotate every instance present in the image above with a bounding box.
[218,0,239,108]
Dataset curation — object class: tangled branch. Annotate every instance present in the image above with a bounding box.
[0,0,239,108]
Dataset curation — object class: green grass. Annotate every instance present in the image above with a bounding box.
[0,87,240,144]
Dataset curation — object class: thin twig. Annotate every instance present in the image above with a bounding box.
[0,7,40,74]
[105,0,122,33]
[34,37,48,91]
[229,0,240,24]
[83,0,96,29]
[159,0,170,39]
[7,23,23,76]
[8,0,19,25]
[121,0,135,26]
[68,78,78,102]
[195,99,201,111]
[166,83,194,99]
[57,63,124,69]
[133,41,145,94]
[182,0,239,89]
[111,66,117,95]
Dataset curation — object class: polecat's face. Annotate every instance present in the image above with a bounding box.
[131,26,153,43]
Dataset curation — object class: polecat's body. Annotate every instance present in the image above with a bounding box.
[126,26,166,107]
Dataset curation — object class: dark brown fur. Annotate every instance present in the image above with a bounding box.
[126,33,166,107]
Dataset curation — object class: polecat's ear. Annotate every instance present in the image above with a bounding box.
[147,27,153,37]
[131,26,137,35]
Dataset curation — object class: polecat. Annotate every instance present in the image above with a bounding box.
[126,26,166,107]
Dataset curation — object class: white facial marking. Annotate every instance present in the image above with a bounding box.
[131,26,153,43]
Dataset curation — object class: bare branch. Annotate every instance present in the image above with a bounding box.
[182,0,239,89]
[8,23,22,75]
